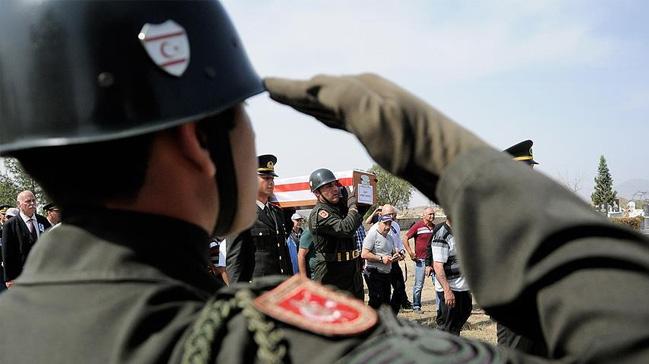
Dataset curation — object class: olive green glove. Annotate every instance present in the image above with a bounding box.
[264,74,488,200]
[346,186,358,211]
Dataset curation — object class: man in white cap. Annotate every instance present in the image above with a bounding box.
[287,212,304,275]
[361,214,399,311]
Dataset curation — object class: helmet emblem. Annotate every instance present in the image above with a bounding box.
[138,20,190,77]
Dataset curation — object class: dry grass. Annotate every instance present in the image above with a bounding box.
[373,258,497,344]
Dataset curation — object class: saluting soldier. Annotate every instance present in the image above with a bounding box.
[227,154,292,282]
[0,1,648,363]
[307,168,365,299]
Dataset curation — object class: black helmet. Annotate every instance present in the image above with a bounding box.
[309,168,337,192]
[0,0,263,155]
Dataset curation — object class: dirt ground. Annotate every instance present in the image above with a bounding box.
[372,258,497,344]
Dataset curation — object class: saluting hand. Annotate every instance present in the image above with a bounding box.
[264,74,488,187]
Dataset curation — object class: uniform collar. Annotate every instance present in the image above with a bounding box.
[19,208,221,293]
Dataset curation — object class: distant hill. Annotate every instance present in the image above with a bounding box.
[615,179,649,199]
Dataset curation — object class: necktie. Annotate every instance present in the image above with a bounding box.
[28,218,38,241]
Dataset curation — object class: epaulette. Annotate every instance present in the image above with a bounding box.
[181,276,378,363]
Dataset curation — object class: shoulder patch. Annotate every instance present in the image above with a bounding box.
[318,209,329,219]
[254,275,377,336]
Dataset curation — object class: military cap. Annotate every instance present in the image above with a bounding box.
[504,140,538,165]
[43,202,58,212]
[0,204,12,214]
[257,154,278,177]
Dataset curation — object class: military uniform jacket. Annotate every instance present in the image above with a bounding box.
[227,203,292,283]
[0,209,381,363]
[309,201,361,258]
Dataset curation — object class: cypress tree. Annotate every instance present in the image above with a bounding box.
[591,155,617,209]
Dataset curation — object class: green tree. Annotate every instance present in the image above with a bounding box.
[591,155,617,209]
[0,158,46,206]
[368,164,413,210]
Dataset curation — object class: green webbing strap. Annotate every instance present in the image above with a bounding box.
[238,290,287,364]
[181,295,239,364]
[181,290,287,364]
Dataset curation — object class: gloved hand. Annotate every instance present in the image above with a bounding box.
[264,74,488,200]
[357,202,371,216]
[346,186,358,211]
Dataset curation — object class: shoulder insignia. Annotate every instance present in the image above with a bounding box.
[254,275,377,336]
[318,209,329,219]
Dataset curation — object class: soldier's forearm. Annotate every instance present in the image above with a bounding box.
[437,147,649,359]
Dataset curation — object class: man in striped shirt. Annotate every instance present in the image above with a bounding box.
[426,218,472,335]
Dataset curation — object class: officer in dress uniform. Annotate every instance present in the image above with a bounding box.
[307,168,365,299]
[226,155,293,282]
[0,1,648,363]
[504,140,538,167]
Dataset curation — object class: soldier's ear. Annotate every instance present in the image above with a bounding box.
[176,122,216,177]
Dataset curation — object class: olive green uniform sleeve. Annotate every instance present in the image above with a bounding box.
[437,148,649,363]
[265,73,649,362]
[311,207,361,238]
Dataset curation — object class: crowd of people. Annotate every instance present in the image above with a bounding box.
[209,152,476,335]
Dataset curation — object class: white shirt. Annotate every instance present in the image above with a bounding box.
[217,240,227,267]
[431,227,468,292]
[19,211,41,239]
[363,223,395,274]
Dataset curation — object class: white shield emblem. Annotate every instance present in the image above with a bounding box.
[138,20,190,77]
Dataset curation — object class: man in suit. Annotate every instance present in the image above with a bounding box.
[0,204,12,293]
[226,154,293,282]
[1,191,51,288]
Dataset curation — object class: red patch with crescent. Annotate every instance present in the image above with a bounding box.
[318,209,329,219]
[254,275,377,336]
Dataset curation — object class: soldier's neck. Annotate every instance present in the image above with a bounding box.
[257,194,269,204]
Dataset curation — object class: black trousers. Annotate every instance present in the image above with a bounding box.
[436,290,472,335]
[363,268,392,311]
[313,258,364,300]
[389,261,407,311]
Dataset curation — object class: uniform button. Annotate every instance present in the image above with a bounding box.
[259,232,262,236]
[277,243,280,247]
[281,269,284,273]
[279,256,282,260]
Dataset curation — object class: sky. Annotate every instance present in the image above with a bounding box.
[221,0,649,206]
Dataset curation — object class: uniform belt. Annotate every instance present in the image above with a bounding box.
[324,250,361,262]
